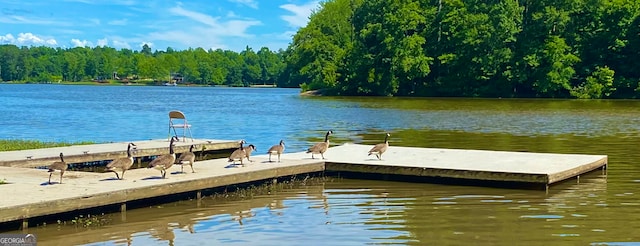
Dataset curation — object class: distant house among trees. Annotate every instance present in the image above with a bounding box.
[167,73,183,86]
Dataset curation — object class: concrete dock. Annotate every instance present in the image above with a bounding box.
[288,143,608,185]
[0,139,239,168]
[0,142,607,228]
[0,155,325,226]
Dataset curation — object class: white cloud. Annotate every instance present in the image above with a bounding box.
[168,5,261,37]
[228,0,258,9]
[112,40,131,49]
[108,18,128,25]
[1,33,58,45]
[63,0,137,5]
[0,15,70,26]
[137,5,266,51]
[71,38,92,47]
[89,18,101,25]
[169,5,220,28]
[0,34,15,44]
[63,0,94,4]
[280,1,319,28]
[57,29,83,35]
[0,1,298,51]
[97,38,108,46]
[278,31,296,40]
[140,42,154,48]
[226,11,238,18]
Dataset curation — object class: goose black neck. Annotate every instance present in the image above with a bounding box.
[169,139,175,154]
[384,134,389,143]
[324,132,330,142]
[59,154,64,162]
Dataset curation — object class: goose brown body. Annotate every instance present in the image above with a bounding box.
[105,143,137,180]
[243,144,256,162]
[267,140,285,162]
[177,144,196,173]
[48,152,68,184]
[306,130,332,159]
[148,136,178,178]
[228,140,247,166]
[368,133,390,160]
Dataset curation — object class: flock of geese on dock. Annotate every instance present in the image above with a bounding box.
[45,131,391,185]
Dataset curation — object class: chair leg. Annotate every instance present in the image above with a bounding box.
[169,126,179,141]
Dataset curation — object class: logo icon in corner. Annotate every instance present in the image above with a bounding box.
[24,234,36,244]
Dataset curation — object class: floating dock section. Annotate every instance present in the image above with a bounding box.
[0,139,239,168]
[286,144,608,185]
[0,142,607,228]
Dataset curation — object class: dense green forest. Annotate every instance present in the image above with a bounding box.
[2,0,640,98]
[284,0,640,98]
[0,44,286,87]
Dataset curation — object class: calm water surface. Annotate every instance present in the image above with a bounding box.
[1,84,639,245]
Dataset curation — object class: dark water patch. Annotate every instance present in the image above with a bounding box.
[328,171,550,190]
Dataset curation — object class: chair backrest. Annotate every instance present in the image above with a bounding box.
[169,111,186,120]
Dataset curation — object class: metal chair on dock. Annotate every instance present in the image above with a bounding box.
[168,110,193,142]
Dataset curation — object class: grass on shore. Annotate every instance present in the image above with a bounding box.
[0,139,95,151]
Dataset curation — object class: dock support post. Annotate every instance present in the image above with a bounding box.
[137,158,142,169]
[576,175,580,184]
[196,190,203,207]
[121,203,127,222]
[545,185,549,195]
[21,219,28,231]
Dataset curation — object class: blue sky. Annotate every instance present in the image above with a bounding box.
[0,0,320,52]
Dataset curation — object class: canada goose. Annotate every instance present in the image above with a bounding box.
[48,152,68,184]
[105,143,137,180]
[243,144,256,162]
[148,136,179,178]
[177,144,196,173]
[228,140,247,166]
[306,130,333,159]
[267,140,285,162]
[368,133,390,160]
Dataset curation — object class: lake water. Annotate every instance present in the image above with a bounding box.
[1,84,639,245]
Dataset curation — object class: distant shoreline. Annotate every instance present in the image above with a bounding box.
[1,81,286,88]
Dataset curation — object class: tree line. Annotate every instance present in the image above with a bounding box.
[282,0,640,98]
[0,44,288,87]
[2,0,640,98]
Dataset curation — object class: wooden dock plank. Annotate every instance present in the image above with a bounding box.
[0,157,325,223]
[0,142,607,225]
[0,139,239,168]
[279,143,608,184]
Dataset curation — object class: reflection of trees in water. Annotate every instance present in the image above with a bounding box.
[32,178,366,245]
[173,218,196,234]
[545,172,607,211]
[268,199,286,216]
[232,209,255,226]
[148,223,176,246]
